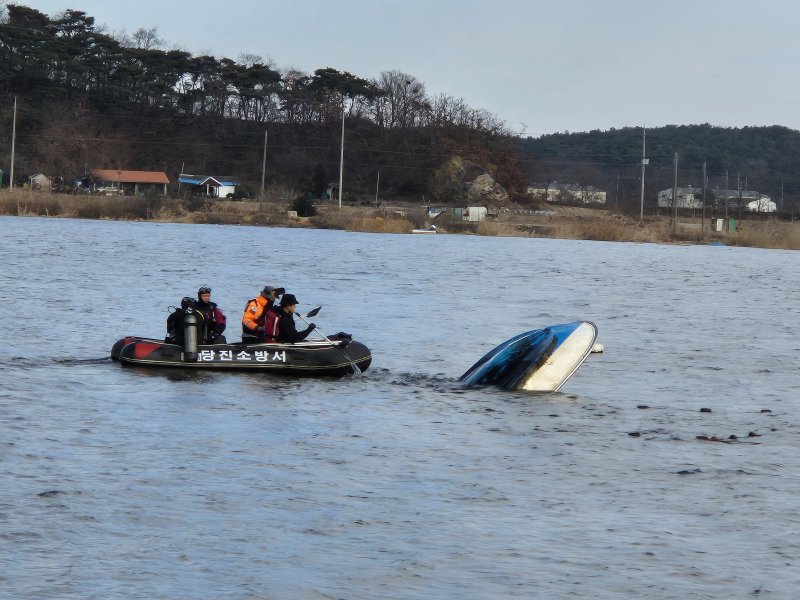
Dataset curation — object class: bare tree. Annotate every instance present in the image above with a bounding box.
[238,52,275,69]
[371,70,426,129]
[131,26,164,50]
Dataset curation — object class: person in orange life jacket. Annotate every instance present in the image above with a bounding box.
[195,286,227,344]
[241,285,285,342]
[267,293,316,343]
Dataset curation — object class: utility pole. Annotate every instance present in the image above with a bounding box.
[737,173,742,222]
[260,130,267,211]
[615,173,620,209]
[724,170,729,220]
[671,152,679,232]
[780,178,784,213]
[701,162,707,232]
[639,126,648,222]
[338,104,345,209]
[375,170,380,207]
[10,96,17,190]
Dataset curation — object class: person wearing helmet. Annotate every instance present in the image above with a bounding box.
[241,285,285,342]
[195,286,227,344]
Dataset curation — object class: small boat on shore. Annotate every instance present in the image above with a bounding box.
[412,225,437,234]
[111,336,371,376]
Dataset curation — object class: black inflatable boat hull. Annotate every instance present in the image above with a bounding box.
[111,336,371,376]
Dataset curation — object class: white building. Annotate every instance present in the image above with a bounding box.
[659,187,776,213]
[28,173,52,191]
[657,186,705,209]
[527,182,606,205]
[744,197,777,213]
[178,174,239,198]
[464,206,487,221]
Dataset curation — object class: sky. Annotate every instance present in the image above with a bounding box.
[22,0,800,137]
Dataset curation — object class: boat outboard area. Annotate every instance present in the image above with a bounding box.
[111,304,371,376]
[459,321,598,392]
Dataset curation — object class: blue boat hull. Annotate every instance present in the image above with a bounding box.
[459,321,597,391]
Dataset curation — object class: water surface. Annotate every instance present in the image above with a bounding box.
[2,216,799,598]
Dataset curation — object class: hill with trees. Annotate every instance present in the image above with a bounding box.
[518,125,800,215]
[2,4,800,217]
[0,4,524,204]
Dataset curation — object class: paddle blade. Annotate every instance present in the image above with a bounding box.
[306,306,322,318]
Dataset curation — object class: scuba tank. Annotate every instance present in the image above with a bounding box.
[182,303,200,362]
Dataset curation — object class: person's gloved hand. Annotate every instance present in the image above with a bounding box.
[256,326,264,333]
[308,323,316,331]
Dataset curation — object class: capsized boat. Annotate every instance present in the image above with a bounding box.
[459,321,597,391]
[111,336,371,376]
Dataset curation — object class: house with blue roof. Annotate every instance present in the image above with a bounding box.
[178,174,240,198]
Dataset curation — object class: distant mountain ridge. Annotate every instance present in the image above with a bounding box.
[518,124,800,212]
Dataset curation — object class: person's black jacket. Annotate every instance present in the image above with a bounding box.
[277,308,315,343]
[195,300,226,343]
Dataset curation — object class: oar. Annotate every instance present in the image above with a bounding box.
[295,308,362,376]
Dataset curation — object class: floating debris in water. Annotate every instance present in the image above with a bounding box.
[676,468,702,475]
[696,435,732,443]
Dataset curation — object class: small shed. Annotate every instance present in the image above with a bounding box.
[29,173,52,191]
[465,206,487,221]
[179,174,240,198]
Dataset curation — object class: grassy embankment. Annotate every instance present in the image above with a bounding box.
[2,190,799,250]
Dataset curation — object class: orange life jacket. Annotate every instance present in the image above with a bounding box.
[241,295,271,335]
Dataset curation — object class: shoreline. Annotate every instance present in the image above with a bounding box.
[2,190,798,250]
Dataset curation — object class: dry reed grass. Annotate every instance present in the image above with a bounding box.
[731,219,800,250]
[4,190,800,249]
[555,217,673,243]
[474,221,508,236]
[313,208,413,233]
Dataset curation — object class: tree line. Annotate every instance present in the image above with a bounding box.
[0,4,506,133]
[0,3,529,202]
[3,4,800,215]
[519,124,800,215]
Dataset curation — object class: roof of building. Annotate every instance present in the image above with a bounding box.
[178,174,239,186]
[529,182,605,193]
[91,169,170,184]
[659,187,767,199]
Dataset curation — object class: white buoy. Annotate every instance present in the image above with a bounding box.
[591,343,604,353]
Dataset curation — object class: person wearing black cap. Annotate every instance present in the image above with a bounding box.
[241,285,285,342]
[268,293,316,343]
[195,286,227,344]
